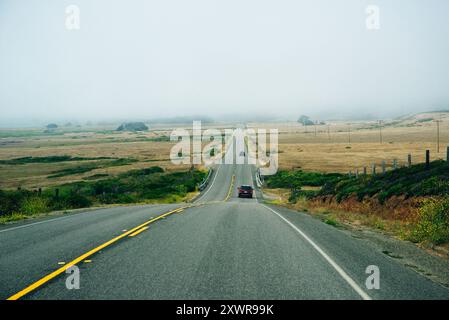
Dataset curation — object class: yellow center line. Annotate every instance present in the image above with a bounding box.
[8,166,238,300]
[128,226,148,237]
[7,206,185,300]
[224,175,235,202]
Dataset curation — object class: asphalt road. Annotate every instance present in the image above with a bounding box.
[1,160,449,299]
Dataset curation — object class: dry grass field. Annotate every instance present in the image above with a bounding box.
[0,127,164,189]
[0,122,238,190]
[1,112,448,189]
[249,112,449,173]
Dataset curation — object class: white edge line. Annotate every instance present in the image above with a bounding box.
[195,165,221,203]
[0,214,79,234]
[261,204,372,301]
[250,165,257,200]
[0,204,170,234]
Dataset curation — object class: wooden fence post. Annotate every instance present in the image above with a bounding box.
[372,164,376,175]
[408,154,412,167]
[426,150,430,169]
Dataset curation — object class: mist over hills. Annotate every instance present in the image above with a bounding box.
[2,107,449,129]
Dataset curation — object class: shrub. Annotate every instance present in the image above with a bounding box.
[408,197,449,244]
[265,170,342,189]
[20,197,49,215]
[66,193,93,208]
[0,167,206,219]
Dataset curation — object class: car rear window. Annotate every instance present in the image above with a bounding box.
[240,186,253,190]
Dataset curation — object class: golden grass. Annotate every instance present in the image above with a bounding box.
[1,114,448,188]
[263,188,409,238]
[249,114,449,173]
[0,129,189,189]
[0,122,237,190]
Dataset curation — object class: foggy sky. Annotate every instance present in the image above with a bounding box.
[1,0,449,126]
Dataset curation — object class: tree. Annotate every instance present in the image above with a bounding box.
[116,122,149,132]
[297,115,314,126]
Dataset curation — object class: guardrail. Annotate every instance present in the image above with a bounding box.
[255,168,264,188]
[198,167,213,191]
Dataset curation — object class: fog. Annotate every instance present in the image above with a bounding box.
[1,0,449,126]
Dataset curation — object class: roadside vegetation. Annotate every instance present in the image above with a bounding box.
[0,155,113,165]
[265,160,449,246]
[0,166,205,223]
[47,158,138,178]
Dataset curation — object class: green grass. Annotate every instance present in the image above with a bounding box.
[48,164,100,178]
[84,173,110,180]
[265,170,343,189]
[324,218,338,227]
[0,155,113,165]
[0,128,102,138]
[268,161,449,203]
[265,170,343,202]
[0,166,205,222]
[0,130,61,138]
[319,160,449,203]
[269,160,449,244]
[47,158,138,178]
[407,197,449,245]
[0,212,29,224]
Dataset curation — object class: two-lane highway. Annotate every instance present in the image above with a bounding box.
[1,156,449,299]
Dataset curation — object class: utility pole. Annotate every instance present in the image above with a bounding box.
[379,120,383,144]
[327,124,331,141]
[437,119,440,153]
[348,123,351,144]
[436,113,442,154]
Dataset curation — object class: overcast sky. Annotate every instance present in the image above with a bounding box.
[1,0,449,125]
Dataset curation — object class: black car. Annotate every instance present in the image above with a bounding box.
[238,185,253,198]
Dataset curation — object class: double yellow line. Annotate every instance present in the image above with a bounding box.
[224,175,235,202]
[8,169,237,300]
[7,207,185,300]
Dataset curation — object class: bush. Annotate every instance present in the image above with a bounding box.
[265,170,342,189]
[408,197,449,244]
[66,193,93,208]
[0,166,205,219]
[0,190,28,215]
[318,160,449,203]
[20,197,49,215]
